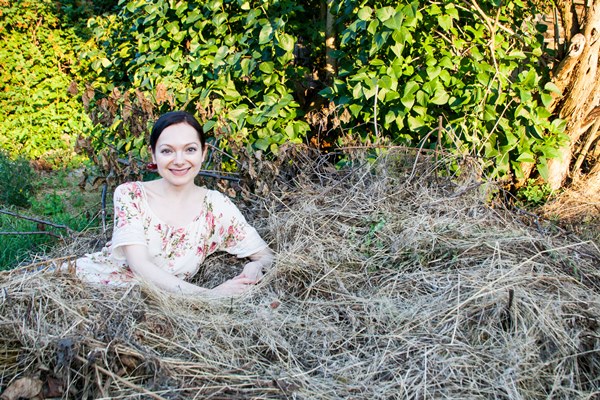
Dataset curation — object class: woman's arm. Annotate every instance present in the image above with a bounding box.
[123,244,255,296]
[237,247,275,283]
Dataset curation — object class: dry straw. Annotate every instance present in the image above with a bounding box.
[1,148,599,399]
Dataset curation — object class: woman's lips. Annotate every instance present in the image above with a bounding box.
[170,167,190,176]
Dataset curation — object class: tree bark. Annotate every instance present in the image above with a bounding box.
[547,0,600,190]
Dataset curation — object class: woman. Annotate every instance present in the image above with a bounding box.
[74,111,273,297]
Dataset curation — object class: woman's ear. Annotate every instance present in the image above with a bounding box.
[149,146,156,163]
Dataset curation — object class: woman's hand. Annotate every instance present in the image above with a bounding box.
[210,276,255,297]
[236,261,264,283]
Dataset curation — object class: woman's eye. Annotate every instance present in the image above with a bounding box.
[186,147,198,153]
[160,149,172,154]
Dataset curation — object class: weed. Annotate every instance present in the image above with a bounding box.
[517,179,553,207]
[0,152,36,208]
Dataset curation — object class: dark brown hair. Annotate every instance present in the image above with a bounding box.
[149,111,205,152]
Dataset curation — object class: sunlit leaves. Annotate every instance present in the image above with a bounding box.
[85,0,306,156]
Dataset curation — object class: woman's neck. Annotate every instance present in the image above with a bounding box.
[155,179,198,199]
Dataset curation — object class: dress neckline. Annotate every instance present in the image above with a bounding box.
[135,181,208,230]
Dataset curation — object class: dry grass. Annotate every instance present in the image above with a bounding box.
[1,149,599,399]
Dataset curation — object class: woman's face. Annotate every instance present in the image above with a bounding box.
[151,122,206,188]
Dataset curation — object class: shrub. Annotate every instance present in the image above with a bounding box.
[0,152,36,208]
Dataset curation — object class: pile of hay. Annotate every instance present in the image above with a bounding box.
[1,149,599,399]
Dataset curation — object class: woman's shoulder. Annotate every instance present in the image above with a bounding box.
[204,188,237,209]
[114,181,144,198]
[205,188,231,201]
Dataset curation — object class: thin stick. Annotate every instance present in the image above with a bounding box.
[373,84,379,138]
[76,356,168,400]
[0,209,74,234]
[0,231,64,239]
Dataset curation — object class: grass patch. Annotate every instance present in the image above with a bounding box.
[0,166,102,270]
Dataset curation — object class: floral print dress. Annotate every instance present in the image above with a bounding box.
[75,182,268,286]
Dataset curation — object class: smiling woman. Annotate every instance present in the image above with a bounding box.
[70,111,273,297]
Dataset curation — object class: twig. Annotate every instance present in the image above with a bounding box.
[20,255,77,269]
[76,355,168,400]
[0,231,64,239]
[101,182,108,234]
[373,84,379,138]
[0,209,74,234]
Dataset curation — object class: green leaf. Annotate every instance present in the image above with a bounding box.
[378,75,395,90]
[254,137,270,150]
[407,115,425,130]
[375,6,395,22]
[430,90,449,105]
[445,4,459,18]
[438,15,452,31]
[403,81,419,97]
[544,81,562,95]
[537,157,549,180]
[259,62,274,74]
[100,58,112,68]
[516,152,536,163]
[203,120,216,132]
[367,19,379,35]
[358,6,373,21]
[401,94,414,109]
[278,33,295,52]
[383,11,404,30]
[352,83,363,99]
[541,93,553,107]
[426,66,441,80]
[259,24,273,44]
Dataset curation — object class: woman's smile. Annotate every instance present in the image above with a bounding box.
[169,167,191,176]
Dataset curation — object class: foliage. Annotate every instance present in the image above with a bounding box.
[0,166,100,270]
[81,0,310,173]
[0,213,56,271]
[0,0,110,167]
[79,0,566,188]
[517,178,553,207]
[0,152,36,208]
[322,0,566,182]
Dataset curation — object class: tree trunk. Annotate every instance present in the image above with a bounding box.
[547,0,600,190]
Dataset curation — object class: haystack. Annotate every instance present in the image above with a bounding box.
[1,149,599,399]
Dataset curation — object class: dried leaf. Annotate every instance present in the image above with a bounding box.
[0,377,43,400]
[42,376,64,398]
[155,83,168,105]
[67,81,78,96]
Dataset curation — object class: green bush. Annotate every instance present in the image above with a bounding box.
[0,0,100,166]
[82,0,310,165]
[0,152,36,208]
[81,0,564,187]
[322,0,566,181]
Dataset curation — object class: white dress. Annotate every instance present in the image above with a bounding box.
[74,182,268,285]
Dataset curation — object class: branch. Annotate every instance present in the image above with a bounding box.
[572,117,600,182]
[468,0,515,36]
[549,33,586,112]
[0,231,64,239]
[0,209,74,235]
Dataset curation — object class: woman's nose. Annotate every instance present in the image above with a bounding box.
[174,151,185,164]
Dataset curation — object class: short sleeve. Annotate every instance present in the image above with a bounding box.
[111,182,147,260]
[208,191,268,258]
